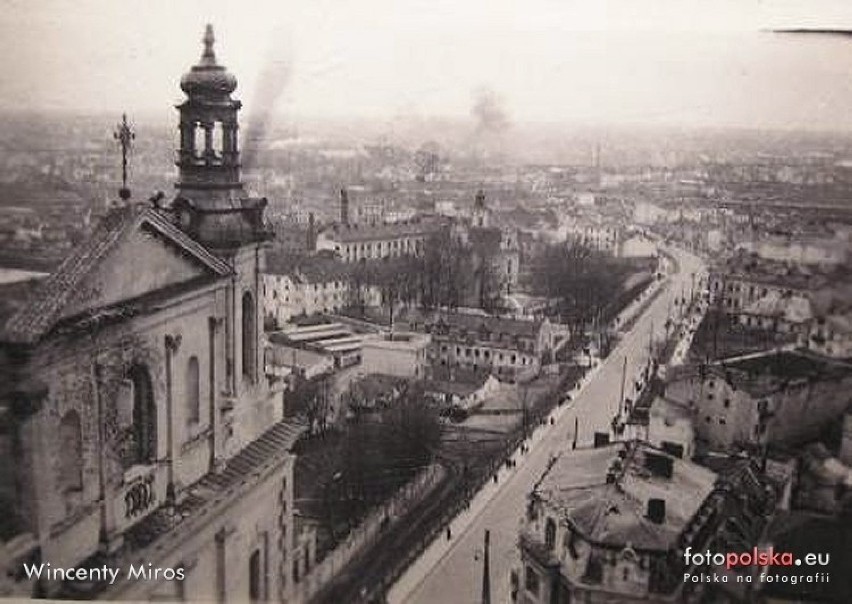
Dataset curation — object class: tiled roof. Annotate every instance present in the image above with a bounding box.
[406,309,543,340]
[1,204,232,345]
[125,420,304,551]
[0,278,45,328]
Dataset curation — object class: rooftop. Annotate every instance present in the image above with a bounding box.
[361,331,430,351]
[534,441,716,551]
[322,217,445,243]
[715,348,852,391]
[403,308,544,341]
[1,204,232,345]
[711,250,831,292]
[740,290,813,323]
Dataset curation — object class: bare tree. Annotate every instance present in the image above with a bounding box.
[289,372,333,436]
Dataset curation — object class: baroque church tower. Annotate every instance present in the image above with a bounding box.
[171,25,272,403]
[172,25,270,251]
[0,25,300,603]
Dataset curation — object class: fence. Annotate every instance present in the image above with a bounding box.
[294,463,443,603]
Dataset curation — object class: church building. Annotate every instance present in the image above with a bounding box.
[0,26,303,601]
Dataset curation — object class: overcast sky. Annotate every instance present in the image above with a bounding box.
[2,0,852,130]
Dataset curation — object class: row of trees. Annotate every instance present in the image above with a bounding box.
[345,229,504,320]
[529,242,652,332]
[317,383,442,540]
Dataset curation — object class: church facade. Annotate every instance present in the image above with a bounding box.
[0,26,303,602]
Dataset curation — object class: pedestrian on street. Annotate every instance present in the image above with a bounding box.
[446,526,452,540]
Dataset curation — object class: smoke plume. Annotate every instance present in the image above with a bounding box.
[242,27,293,170]
[471,86,510,136]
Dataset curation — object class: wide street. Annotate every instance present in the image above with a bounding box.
[388,246,706,604]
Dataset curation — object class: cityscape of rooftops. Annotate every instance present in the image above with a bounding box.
[0,1,851,603]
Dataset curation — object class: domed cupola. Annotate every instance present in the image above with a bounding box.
[172,26,271,250]
[180,24,237,99]
[175,24,243,207]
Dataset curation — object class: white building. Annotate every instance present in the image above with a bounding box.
[360,332,431,379]
[314,219,445,263]
[263,258,382,326]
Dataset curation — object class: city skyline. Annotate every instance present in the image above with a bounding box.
[3,0,852,131]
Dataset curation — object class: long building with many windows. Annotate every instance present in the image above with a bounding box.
[403,310,556,382]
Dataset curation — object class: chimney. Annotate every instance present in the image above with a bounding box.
[593,432,610,448]
[340,188,350,226]
[647,498,666,524]
[645,452,674,479]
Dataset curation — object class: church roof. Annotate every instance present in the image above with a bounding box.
[1,203,232,345]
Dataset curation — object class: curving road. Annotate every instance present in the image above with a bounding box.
[388,246,706,604]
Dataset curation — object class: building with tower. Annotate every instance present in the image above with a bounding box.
[472,189,489,228]
[455,189,520,306]
[0,26,304,602]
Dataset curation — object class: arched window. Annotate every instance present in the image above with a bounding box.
[212,122,224,159]
[186,356,200,426]
[125,364,157,468]
[192,123,204,159]
[242,291,256,382]
[249,549,261,601]
[59,410,83,492]
[544,517,557,550]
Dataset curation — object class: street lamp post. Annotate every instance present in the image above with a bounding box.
[481,529,491,604]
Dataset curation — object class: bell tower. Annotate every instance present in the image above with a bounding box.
[171,25,270,250]
[176,24,242,208]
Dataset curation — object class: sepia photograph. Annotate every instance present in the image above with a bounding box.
[1,0,852,602]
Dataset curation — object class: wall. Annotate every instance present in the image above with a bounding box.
[109,456,294,603]
[360,335,429,379]
[668,370,852,451]
[292,464,442,603]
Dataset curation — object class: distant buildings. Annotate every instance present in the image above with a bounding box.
[315,218,443,263]
[739,232,847,268]
[708,252,824,313]
[564,220,622,255]
[516,440,772,603]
